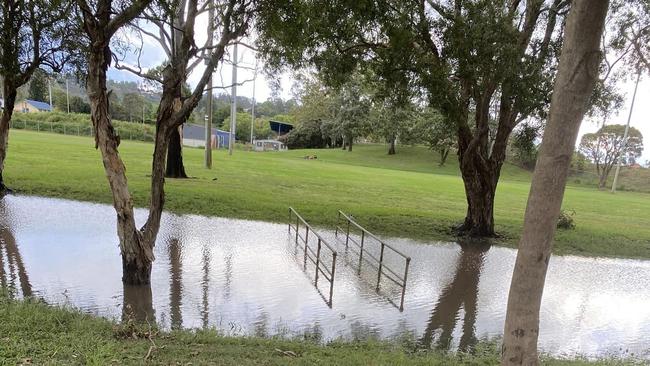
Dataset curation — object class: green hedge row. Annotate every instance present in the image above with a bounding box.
[10,112,156,142]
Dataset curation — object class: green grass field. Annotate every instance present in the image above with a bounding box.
[5,130,650,258]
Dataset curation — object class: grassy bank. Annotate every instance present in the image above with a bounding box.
[5,130,650,258]
[0,295,641,365]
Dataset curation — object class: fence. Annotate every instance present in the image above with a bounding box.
[288,207,338,307]
[10,119,156,143]
[335,210,411,311]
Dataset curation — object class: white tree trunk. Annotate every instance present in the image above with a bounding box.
[501,1,609,365]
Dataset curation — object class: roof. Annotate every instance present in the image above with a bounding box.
[269,120,294,135]
[183,124,227,140]
[254,139,284,143]
[25,99,52,111]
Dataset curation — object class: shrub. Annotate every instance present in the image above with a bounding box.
[280,119,327,149]
[557,210,576,230]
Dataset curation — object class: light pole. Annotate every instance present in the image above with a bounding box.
[205,0,214,168]
[611,71,641,193]
[66,78,70,113]
[228,42,238,156]
[48,77,53,110]
[250,59,257,145]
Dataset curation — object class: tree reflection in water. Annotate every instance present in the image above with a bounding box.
[0,200,32,298]
[169,237,183,330]
[200,245,211,329]
[420,242,489,352]
[122,283,155,323]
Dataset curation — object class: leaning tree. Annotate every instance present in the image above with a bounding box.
[257,0,574,237]
[501,1,608,364]
[76,0,254,284]
[0,0,78,194]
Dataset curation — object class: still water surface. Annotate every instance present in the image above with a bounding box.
[1,195,649,359]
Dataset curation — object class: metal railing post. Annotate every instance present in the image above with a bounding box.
[295,216,300,243]
[335,211,339,236]
[329,252,337,305]
[288,208,292,233]
[376,242,385,291]
[315,238,322,285]
[305,223,309,245]
[399,257,411,312]
[303,227,308,269]
[357,231,365,273]
[345,219,350,248]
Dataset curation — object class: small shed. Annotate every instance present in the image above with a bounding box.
[182,124,230,149]
[253,139,287,152]
[15,99,52,113]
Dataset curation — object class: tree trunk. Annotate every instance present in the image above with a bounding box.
[501,2,607,365]
[388,137,396,155]
[456,153,498,237]
[165,125,188,178]
[86,41,154,285]
[347,136,353,152]
[598,173,608,189]
[439,148,450,167]
[0,85,17,195]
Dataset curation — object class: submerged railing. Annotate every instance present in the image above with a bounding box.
[335,210,411,311]
[288,207,338,306]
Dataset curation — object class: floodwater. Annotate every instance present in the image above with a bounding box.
[1,195,649,359]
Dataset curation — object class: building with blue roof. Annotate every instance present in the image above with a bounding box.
[15,99,52,113]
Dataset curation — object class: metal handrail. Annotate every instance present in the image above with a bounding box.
[288,207,338,306]
[335,210,411,311]
[336,211,410,259]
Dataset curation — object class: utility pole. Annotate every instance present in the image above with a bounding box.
[65,78,70,113]
[0,75,5,110]
[611,71,641,193]
[48,77,53,110]
[250,59,257,145]
[228,42,238,156]
[205,0,214,168]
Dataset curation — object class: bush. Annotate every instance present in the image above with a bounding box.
[557,210,576,230]
[280,119,327,149]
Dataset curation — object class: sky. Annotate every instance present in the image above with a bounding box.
[109,18,649,163]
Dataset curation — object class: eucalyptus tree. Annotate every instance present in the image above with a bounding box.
[579,125,644,188]
[116,1,219,178]
[502,1,608,364]
[0,0,76,194]
[257,0,572,237]
[77,0,254,284]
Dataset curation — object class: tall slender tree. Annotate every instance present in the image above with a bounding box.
[77,0,253,284]
[501,1,608,364]
[0,0,76,194]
